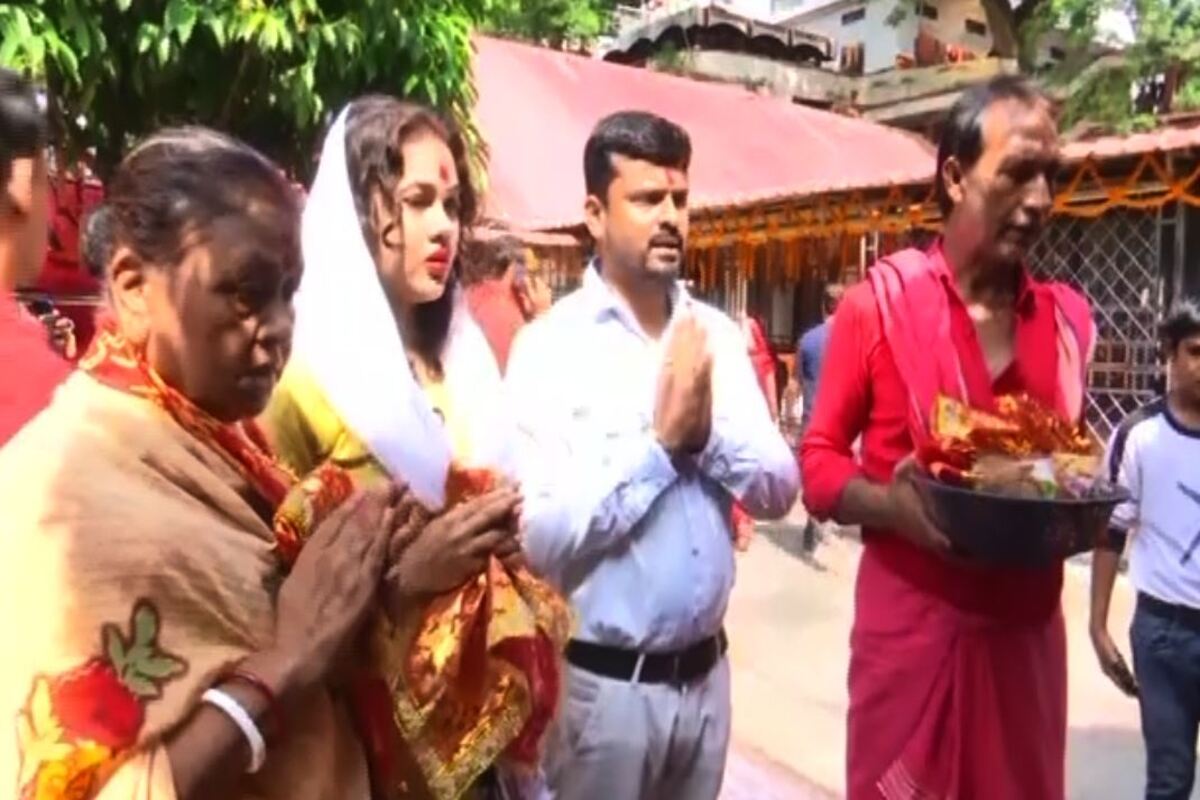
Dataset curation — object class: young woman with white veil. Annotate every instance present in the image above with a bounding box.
[263,97,570,799]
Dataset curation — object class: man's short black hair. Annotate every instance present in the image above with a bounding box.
[1161,297,1200,354]
[583,110,691,203]
[935,74,1048,215]
[0,69,46,187]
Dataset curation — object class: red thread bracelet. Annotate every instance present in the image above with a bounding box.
[223,666,285,739]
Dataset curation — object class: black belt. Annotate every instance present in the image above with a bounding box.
[1139,592,1200,629]
[566,630,728,685]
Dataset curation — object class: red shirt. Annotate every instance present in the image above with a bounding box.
[0,294,71,446]
[465,280,527,373]
[801,251,1068,621]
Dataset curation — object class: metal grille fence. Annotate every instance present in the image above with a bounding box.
[1028,208,1168,441]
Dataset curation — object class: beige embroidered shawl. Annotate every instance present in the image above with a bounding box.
[0,373,371,800]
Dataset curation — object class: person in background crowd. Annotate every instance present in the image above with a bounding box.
[81,203,115,279]
[463,233,552,372]
[796,284,843,432]
[0,125,486,800]
[263,96,569,799]
[795,284,843,552]
[1091,299,1200,800]
[741,311,779,421]
[507,110,799,800]
[801,75,1094,799]
[730,310,782,549]
[0,68,71,446]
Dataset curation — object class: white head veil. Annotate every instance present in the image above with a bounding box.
[292,106,508,508]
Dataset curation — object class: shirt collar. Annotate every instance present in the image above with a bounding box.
[929,238,1038,317]
[582,259,689,330]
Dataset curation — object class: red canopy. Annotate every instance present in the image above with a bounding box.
[474,35,936,230]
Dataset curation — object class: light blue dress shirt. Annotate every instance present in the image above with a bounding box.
[506,267,800,652]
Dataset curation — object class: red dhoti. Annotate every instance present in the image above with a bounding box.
[848,539,1067,799]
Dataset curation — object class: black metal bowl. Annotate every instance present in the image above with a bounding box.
[916,476,1131,568]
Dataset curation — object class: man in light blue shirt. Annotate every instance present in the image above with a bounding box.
[507,111,799,799]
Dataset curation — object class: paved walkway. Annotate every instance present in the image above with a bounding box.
[718,509,1178,799]
[721,742,837,799]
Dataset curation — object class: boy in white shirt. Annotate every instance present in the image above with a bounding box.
[1091,298,1200,800]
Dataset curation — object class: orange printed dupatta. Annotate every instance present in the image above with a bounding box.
[81,322,570,799]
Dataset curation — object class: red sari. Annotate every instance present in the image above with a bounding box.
[801,243,1092,800]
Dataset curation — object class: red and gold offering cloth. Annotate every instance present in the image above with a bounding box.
[364,466,571,800]
[919,393,1101,498]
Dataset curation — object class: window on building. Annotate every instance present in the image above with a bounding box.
[919,3,938,20]
[841,7,866,25]
[1049,45,1067,61]
[965,18,987,36]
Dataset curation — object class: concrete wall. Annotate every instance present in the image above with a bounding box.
[686,41,1014,114]
[720,0,777,18]
[777,0,915,74]
[776,0,994,74]
[688,49,849,99]
[919,0,995,56]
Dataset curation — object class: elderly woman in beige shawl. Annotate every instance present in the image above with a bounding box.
[0,128,513,800]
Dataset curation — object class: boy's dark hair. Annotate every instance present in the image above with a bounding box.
[935,75,1049,215]
[584,111,691,203]
[1160,297,1200,354]
[0,69,46,187]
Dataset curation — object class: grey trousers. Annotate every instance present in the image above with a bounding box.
[541,658,732,800]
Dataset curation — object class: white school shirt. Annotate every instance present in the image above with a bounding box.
[1107,398,1200,609]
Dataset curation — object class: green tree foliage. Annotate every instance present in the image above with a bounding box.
[888,0,1199,132]
[1026,0,1200,131]
[0,0,491,179]
[481,0,618,49]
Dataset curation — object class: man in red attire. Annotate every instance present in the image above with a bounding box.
[802,76,1094,799]
[0,69,70,446]
[464,234,552,372]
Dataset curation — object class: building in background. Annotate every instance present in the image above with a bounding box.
[605,1,1121,135]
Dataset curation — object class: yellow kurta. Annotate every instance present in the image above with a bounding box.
[264,360,472,482]
[261,358,570,800]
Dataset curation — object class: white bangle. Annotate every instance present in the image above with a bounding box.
[202,687,267,774]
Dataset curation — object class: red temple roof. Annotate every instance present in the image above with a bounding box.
[473,35,937,229]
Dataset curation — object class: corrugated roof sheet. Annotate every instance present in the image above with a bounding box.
[1062,120,1200,162]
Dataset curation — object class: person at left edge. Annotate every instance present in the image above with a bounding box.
[0,68,71,446]
[506,110,799,800]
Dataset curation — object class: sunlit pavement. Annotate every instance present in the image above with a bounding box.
[721,741,837,799]
[719,505,1169,799]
